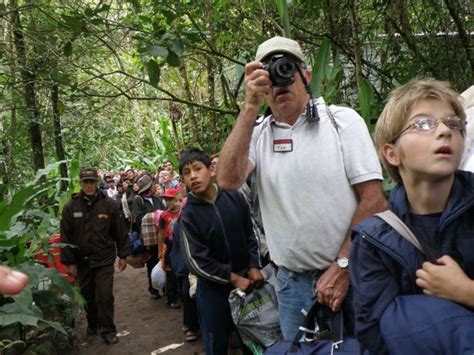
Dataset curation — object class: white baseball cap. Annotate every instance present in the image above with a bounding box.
[255,36,306,63]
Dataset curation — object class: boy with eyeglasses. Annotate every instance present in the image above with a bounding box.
[350,78,474,354]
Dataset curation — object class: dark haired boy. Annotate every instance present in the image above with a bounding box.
[179,149,263,355]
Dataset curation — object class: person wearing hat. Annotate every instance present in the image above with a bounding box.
[131,173,165,299]
[60,167,129,345]
[218,36,387,339]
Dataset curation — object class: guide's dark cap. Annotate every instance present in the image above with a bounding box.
[80,168,99,181]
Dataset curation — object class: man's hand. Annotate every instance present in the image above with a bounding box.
[118,258,127,272]
[243,61,271,112]
[66,264,77,277]
[416,255,474,307]
[316,263,349,312]
[248,268,264,289]
[229,272,253,292]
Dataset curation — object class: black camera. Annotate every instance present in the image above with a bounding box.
[263,54,298,87]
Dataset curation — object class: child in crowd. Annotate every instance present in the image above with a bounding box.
[158,188,183,308]
[178,149,263,355]
[170,201,200,343]
[350,78,474,354]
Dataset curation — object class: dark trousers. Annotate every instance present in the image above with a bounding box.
[178,276,199,331]
[146,246,160,295]
[77,262,116,336]
[164,239,178,304]
[196,279,238,355]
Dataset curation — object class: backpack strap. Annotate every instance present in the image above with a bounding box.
[375,210,438,263]
[375,210,424,253]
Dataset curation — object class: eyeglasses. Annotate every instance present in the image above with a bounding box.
[391,115,465,143]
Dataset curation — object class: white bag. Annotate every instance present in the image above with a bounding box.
[151,261,166,290]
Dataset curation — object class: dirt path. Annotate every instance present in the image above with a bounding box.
[73,264,203,355]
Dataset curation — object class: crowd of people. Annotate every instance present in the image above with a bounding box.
[0,35,467,354]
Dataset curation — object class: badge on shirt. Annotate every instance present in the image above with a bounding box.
[97,214,109,219]
[273,139,293,152]
[73,212,83,218]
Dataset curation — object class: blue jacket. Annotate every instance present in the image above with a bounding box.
[180,187,261,285]
[169,220,189,279]
[350,170,474,354]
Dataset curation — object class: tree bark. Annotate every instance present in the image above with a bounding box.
[51,84,68,190]
[348,0,363,91]
[178,62,198,130]
[10,0,45,172]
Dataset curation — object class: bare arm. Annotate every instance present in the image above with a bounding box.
[218,61,271,190]
[317,179,387,311]
[416,255,474,308]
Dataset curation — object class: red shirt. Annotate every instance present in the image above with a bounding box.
[158,209,181,240]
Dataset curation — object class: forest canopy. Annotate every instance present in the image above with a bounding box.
[0,0,472,186]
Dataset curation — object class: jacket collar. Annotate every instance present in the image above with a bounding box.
[388,170,474,228]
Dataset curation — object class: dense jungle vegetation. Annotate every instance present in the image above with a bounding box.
[0,0,472,353]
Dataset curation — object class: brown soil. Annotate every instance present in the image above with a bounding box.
[73,264,204,355]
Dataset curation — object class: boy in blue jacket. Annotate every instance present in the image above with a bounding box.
[350,78,474,354]
[179,149,263,355]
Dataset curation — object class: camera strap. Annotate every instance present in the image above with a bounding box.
[295,66,320,123]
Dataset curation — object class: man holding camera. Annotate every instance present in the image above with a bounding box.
[218,36,386,339]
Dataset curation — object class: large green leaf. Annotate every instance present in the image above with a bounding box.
[148,45,168,58]
[311,39,331,98]
[358,79,374,127]
[0,185,35,233]
[0,313,40,327]
[147,59,161,87]
[166,51,181,67]
[273,0,291,37]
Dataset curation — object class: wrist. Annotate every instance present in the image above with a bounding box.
[241,104,260,118]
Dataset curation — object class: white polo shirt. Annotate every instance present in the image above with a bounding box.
[249,98,383,272]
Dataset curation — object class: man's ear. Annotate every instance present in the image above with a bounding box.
[304,68,312,84]
[380,143,400,167]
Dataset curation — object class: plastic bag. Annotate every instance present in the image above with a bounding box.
[151,260,166,289]
[229,281,283,350]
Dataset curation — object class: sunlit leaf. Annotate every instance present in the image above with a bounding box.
[148,45,168,58]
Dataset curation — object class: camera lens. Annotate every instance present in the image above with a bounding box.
[275,58,296,78]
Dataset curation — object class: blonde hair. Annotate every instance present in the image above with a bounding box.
[375,77,466,184]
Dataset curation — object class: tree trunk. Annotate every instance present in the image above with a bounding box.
[51,84,68,190]
[178,62,198,131]
[10,0,45,172]
[348,0,363,91]
[0,118,8,188]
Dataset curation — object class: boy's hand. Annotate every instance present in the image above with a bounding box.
[248,268,264,289]
[229,272,252,292]
[416,255,474,307]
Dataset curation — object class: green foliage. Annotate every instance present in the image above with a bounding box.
[358,79,375,129]
[1,0,472,185]
[310,39,343,105]
[0,162,83,348]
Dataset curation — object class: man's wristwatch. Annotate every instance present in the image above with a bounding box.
[335,256,349,269]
